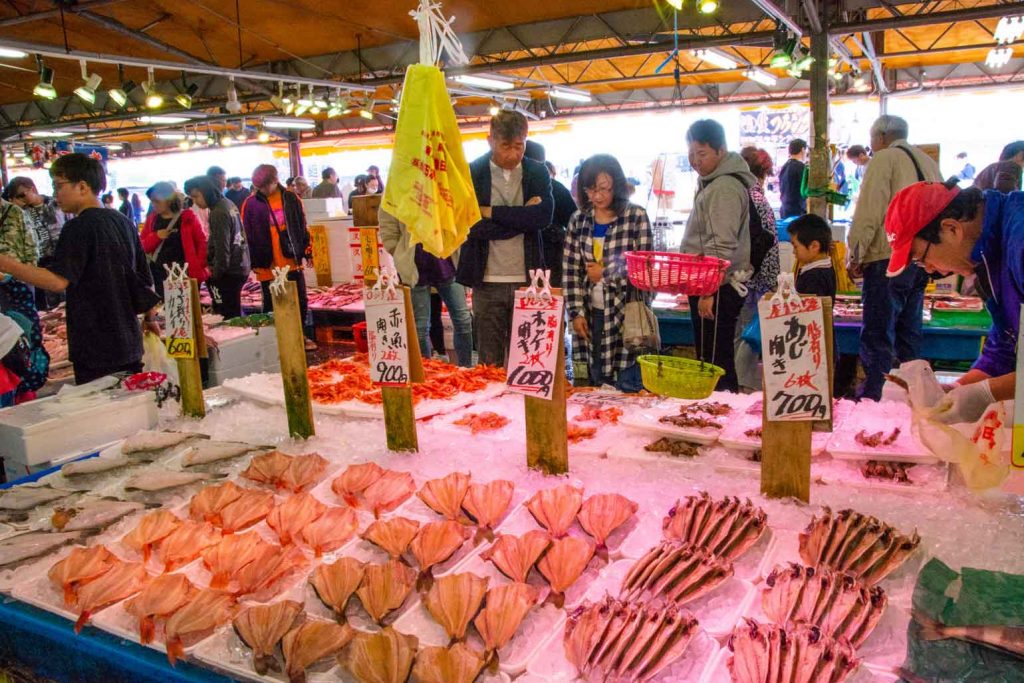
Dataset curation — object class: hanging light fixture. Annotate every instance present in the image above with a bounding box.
[488,103,501,116]
[698,0,718,13]
[143,68,163,108]
[690,48,738,70]
[744,68,777,87]
[175,73,199,109]
[666,0,683,10]
[225,76,242,114]
[73,60,102,105]
[33,61,57,100]
[793,48,815,72]
[257,126,271,142]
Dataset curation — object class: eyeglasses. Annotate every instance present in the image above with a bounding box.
[911,241,933,267]
[585,186,613,197]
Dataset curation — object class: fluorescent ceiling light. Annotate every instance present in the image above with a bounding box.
[986,46,1013,69]
[263,118,315,129]
[29,130,72,138]
[453,74,516,91]
[691,48,738,70]
[995,16,1024,44]
[698,0,718,13]
[548,87,592,103]
[744,68,777,87]
[0,47,27,59]
[138,115,190,124]
[155,132,188,140]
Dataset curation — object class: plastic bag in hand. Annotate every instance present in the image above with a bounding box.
[142,331,179,386]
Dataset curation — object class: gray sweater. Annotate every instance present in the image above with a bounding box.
[681,152,756,292]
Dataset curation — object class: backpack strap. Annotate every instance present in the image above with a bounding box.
[894,144,926,182]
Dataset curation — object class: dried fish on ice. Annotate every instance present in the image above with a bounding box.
[331,462,385,507]
[122,510,181,562]
[537,536,595,606]
[526,484,583,538]
[480,531,551,583]
[423,572,489,642]
[156,520,222,572]
[163,589,236,665]
[267,493,327,546]
[362,470,416,518]
[279,453,328,493]
[201,532,275,590]
[417,472,471,520]
[565,596,699,682]
[282,619,354,683]
[799,507,920,584]
[361,517,420,559]
[180,441,259,467]
[662,492,768,562]
[310,557,365,619]
[233,600,304,675]
[620,541,734,605]
[409,520,470,585]
[215,488,275,534]
[355,559,417,624]
[0,485,73,511]
[345,627,418,683]
[48,544,117,606]
[762,563,887,648]
[241,450,294,486]
[234,545,308,598]
[74,559,149,632]
[411,643,486,683]
[577,493,637,555]
[728,619,860,683]
[61,456,132,478]
[124,573,196,644]
[301,506,360,557]
[51,498,144,532]
[473,582,540,655]
[0,530,84,568]
[461,480,514,536]
[188,481,245,525]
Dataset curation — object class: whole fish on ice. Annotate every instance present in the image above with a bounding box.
[0,486,74,511]
[181,442,265,467]
[124,470,210,492]
[61,456,133,478]
[121,430,204,455]
[0,530,84,568]
[51,498,146,532]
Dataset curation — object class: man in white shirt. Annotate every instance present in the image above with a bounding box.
[847,115,942,400]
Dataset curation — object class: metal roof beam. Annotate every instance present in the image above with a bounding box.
[831,4,1016,33]
[0,0,129,28]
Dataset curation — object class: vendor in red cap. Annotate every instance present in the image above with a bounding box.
[885,178,1024,423]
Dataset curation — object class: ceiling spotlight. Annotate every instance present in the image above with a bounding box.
[236,120,247,142]
[666,0,683,9]
[220,134,233,147]
[144,68,163,108]
[698,0,718,13]
[793,50,815,72]
[73,60,102,105]
[0,47,28,59]
[175,82,199,109]
[452,74,516,91]
[34,64,57,100]
[178,140,190,150]
[488,104,501,116]
[548,87,592,103]
[257,128,271,142]
[293,103,309,116]
[225,77,242,114]
[690,48,738,70]
[359,109,375,120]
[108,79,136,108]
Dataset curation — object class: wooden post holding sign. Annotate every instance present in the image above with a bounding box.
[308,224,333,286]
[359,228,382,284]
[758,274,833,502]
[506,270,569,475]
[269,267,315,439]
[365,271,419,452]
[163,263,205,418]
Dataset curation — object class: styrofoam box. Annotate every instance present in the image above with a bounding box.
[304,198,348,219]
[0,391,157,469]
[207,328,279,376]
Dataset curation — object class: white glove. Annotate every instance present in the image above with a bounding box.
[929,380,995,425]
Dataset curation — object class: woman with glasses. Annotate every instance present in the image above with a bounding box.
[563,154,653,392]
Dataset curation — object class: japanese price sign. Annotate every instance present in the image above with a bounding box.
[758,295,831,422]
[359,227,381,282]
[308,225,332,281]
[364,287,410,387]
[1013,305,1024,468]
[163,272,195,359]
[506,290,564,400]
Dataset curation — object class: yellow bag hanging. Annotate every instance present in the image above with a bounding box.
[382,64,480,259]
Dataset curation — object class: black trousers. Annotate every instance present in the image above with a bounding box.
[689,284,744,393]
[260,270,312,339]
[208,273,247,320]
[74,360,144,385]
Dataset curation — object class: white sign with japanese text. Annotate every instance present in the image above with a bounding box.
[364,287,410,387]
[163,274,195,359]
[758,295,831,422]
[506,291,564,400]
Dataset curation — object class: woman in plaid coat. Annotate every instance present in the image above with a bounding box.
[563,155,654,392]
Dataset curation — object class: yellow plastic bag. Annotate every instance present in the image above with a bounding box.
[382,64,480,259]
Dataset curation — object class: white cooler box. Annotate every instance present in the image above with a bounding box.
[0,391,157,480]
[207,327,281,387]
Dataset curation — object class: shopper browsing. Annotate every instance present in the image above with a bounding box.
[312,168,343,199]
[185,175,250,320]
[681,119,756,393]
[225,177,251,209]
[973,140,1024,194]
[0,153,160,385]
[790,214,838,300]
[847,115,941,400]
[458,110,554,368]
[779,138,808,219]
[140,182,208,298]
[524,141,577,289]
[116,188,134,224]
[563,154,653,392]
[885,180,1024,424]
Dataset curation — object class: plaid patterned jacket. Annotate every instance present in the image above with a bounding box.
[563,203,653,381]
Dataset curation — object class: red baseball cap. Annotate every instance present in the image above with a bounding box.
[885,181,961,277]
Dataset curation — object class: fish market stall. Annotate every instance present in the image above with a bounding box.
[0,373,1022,682]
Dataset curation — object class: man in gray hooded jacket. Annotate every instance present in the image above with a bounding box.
[681,119,756,392]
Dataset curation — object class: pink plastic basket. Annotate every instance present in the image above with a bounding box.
[625,251,729,296]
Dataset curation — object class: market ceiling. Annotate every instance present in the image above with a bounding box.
[0,0,1020,152]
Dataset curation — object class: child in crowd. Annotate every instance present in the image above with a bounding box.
[789,214,837,300]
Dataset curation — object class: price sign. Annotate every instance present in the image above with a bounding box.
[360,228,381,282]
[758,295,831,422]
[163,276,195,359]
[309,224,332,283]
[1013,305,1024,469]
[506,291,564,400]
[364,287,410,387]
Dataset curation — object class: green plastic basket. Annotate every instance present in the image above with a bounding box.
[638,355,724,399]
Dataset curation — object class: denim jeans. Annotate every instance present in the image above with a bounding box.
[410,279,474,367]
[858,260,927,400]
[589,309,643,393]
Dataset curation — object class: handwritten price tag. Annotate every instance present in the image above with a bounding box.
[506,291,563,400]
[758,295,831,422]
[309,225,332,280]
[359,228,380,282]
[364,287,410,387]
[163,277,195,359]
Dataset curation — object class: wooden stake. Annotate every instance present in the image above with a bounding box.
[381,286,420,452]
[526,288,569,475]
[272,278,315,439]
[176,278,205,418]
[807,18,831,220]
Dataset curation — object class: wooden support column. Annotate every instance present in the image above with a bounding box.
[272,277,315,439]
[287,133,303,181]
[176,279,206,418]
[807,13,831,221]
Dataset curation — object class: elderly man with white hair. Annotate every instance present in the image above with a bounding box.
[847,114,942,400]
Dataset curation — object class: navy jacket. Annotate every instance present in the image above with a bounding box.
[455,153,554,288]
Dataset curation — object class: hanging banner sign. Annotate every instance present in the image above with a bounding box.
[506,290,563,400]
[364,287,410,387]
[758,295,831,422]
[308,224,332,282]
[1013,306,1024,469]
[163,275,196,359]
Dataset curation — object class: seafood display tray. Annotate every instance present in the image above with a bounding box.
[620,411,723,446]
[701,647,901,683]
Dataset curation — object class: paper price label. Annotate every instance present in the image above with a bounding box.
[758,295,831,422]
[309,225,332,279]
[506,291,563,400]
[164,277,195,359]
[364,288,410,387]
[360,228,380,282]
